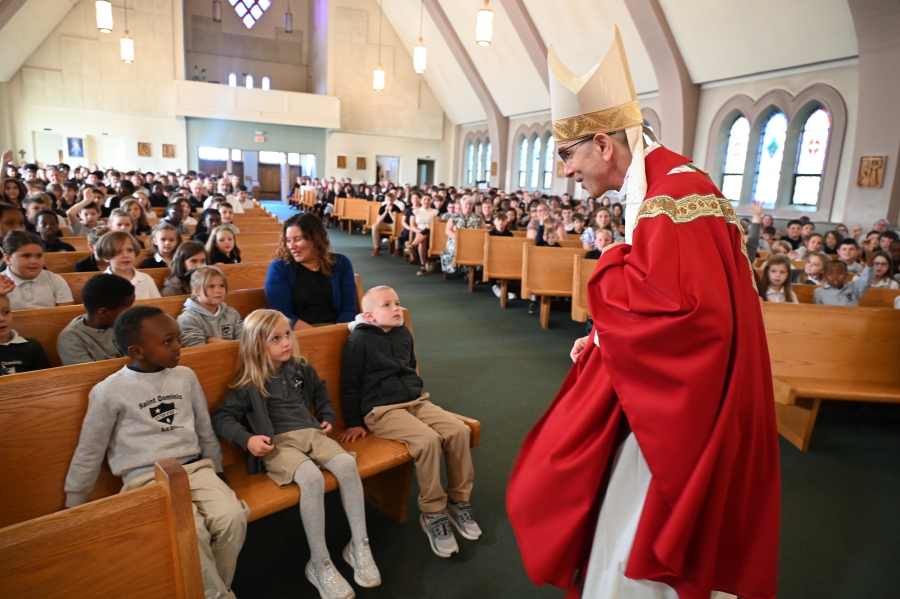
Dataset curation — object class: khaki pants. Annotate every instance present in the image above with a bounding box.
[122,459,250,599]
[364,395,473,513]
[372,222,393,249]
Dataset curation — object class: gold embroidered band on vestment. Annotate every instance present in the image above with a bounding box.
[552,100,643,143]
[634,194,758,291]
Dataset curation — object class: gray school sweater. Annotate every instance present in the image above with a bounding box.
[57,315,122,366]
[176,298,243,348]
[64,365,222,507]
[813,265,874,306]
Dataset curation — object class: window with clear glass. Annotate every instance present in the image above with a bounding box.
[259,151,286,164]
[543,137,555,189]
[484,141,492,181]
[466,143,474,185]
[198,146,229,161]
[791,108,831,206]
[518,138,528,187]
[476,141,484,182]
[228,73,237,87]
[751,112,788,209]
[231,149,242,162]
[721,116,750,204]
[262,77,270,91]
[229,0,272,29]
[530,138,542,189]
[301,154,317,179]
[288,153,300,165]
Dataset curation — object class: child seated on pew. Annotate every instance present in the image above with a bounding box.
[795,252,828,285]
[107,208,146,249]
[163,241,209,297]
[814,238,876,306]
[837,238,864,275]
[0,203,26,244]
[213,309,380,599]
[769,240,792,256]
[0,290,51,375]
[339,286,480,559]
[217,202,241,234]
[177,266,243,348]
[206,226,242,265]
[2,231,74,310]
[96,231,161,300]
[869,251,899,289]
[759,255,798,303]
[73,226,110,273]
[65,192,104,237]
[537,230,562,248]
[65,305,250,599]
[35,209,75,252]
[191,209,222,245]
[489,211,513,237]
[141,222,182,269]
[585,228,614,259]
[57,273,136,366]
[161,202,190,235]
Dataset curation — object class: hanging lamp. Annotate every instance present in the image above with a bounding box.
[212,0,222,23]
[96,1,113,33]
[373,0,385,91]
[413,1,426,73]
[284,0,293,33]
[475,0,492,46]
[120,0,134,63]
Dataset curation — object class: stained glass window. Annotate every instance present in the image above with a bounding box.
[476,142,484,182]
[518,138,528,187]
[466,143,474,185]
[530,138,542,189]
[484,141,492,180]
[543,137,555,189]
[228,0,272,29]
[721,116,749,204]
[752,112,788,209]
[792,108,831,206]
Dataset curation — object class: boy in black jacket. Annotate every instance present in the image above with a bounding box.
[339,286,480,559]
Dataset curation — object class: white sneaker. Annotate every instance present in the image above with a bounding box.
[492,284,502,298]
[507,292,516,300]
[343,538,381,588]
[444,501,482,541]
[305,559,355,599]
[420,512,459,557]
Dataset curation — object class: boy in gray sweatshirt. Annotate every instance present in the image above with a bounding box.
[65,306,249,599]
[57,273,135,365]
[814,238,876,306]
[177,265,243,348]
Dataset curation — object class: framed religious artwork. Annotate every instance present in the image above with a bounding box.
[337,155,347,169]
[556,161,564,178]
[162,144,176,159]
[357,157,366,170]
[857,156,886,188]
[490,161,497,176]
[66,137,84,158]
[137,142,151,157]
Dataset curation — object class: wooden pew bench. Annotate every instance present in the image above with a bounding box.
[522,245,588,329]
[42,244,277,274]
[453,228,489,291]
[481,235,534,308]
[428,219,449,260]
[761,302,900,450]
[338,198,372,234]
[572,255,599,322]
[61,230,281,252]
[0,459,204,599]
[0,310,482,531]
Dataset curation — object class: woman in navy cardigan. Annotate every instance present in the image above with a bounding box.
[265,213,357,329]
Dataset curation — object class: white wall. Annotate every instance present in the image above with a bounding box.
[325,131,444,185]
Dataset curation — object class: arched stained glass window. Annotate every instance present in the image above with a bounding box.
[530,137,542,189]
[484,141,492,181]
[476,141,484,182]
[792,108,831,206]
[466,143,474,185]
[543,137,555,188]
[752,112,788,208]
[721,116,750,204]
[518,138,528,187]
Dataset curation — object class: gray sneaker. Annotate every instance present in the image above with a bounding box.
[445,500,482,540]
[305,559,355,599]
[420,512,459,557]
[342,538,381,588]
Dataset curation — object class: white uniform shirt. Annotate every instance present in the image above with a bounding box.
[6,268,74,310]
[104,267,161,300]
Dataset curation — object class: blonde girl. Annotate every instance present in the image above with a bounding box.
[132,190,159,220]
[176,266,243,347]
[212,310,380,598]
[206,226,242,265]
[140,222,182,269]
[2,231,74,310]
[759,255,797,303]
[162,241,208,297]
[107,208,146,249]
[121,198,153,234]
[96,231,160,300]
[796,252,828,285]
[769,240,792,257]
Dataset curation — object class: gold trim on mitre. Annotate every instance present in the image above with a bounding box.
[549,27,641,143]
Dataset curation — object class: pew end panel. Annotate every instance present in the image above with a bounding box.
[522,245,588,329]
[572,255,599,323]
[482,236,534,308]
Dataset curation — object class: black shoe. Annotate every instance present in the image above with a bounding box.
[528,301,538,314]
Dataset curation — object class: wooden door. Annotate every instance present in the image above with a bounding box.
[199,159,228,177]
[258,164,281,200]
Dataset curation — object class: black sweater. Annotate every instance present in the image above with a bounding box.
[1,337,51,375]
[340,323,423,428]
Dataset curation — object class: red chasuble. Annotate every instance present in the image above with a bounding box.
[507,147,780,599]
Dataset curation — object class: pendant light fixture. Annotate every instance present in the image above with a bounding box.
[475,0,493,46]
[413,1,426,74]
[284,0,293,33]
[96,1,113,33]
[373,0,385,91]
[120,0,134,63]
[212,0,222,23]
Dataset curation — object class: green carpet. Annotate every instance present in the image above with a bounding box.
[233,208,900,598]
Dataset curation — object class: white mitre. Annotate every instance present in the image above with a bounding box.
[548,27,648,243]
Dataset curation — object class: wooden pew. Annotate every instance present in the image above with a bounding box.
[511,230,526,237]
[482,236,534,308]
[793,284,818,304]
[572,255,599,322]
[14,288,268,368]
[762,302,900,450]
[339,198,371,234]
[0,459,204,599]
[454,229,489,291]
[859,288,900,308]
[558,239,582,248]
[0,309,481,530]
[428,219,449,259]
[62,229,281,252]
[522,245,588,329]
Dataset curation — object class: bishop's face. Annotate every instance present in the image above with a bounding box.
[561,133,629,200]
